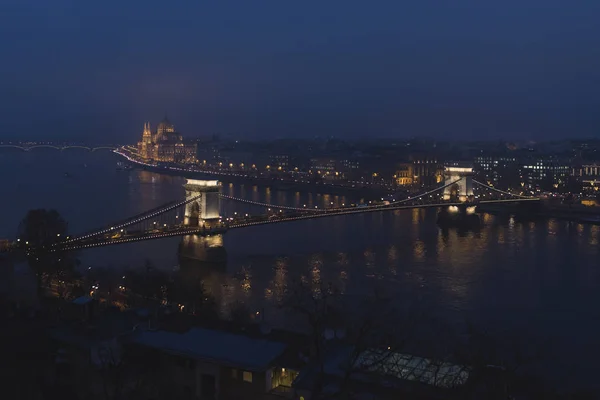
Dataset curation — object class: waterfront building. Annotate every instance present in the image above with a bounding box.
[309,157,336,173]
[473,155,519,190]
[339,158,361,180]
[520,156,570,191]
[395,162,414,186]
[269,154,289,171]
[137,117,197,163]
[394,155,443,187]
[571,163,600,193]
[411,155,443,187]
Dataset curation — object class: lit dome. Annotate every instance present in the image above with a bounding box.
[156,116,175,135]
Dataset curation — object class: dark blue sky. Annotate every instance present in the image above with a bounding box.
[1,0,599,142]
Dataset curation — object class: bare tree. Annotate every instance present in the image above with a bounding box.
[455,323,549,399]
[281,277,441,399]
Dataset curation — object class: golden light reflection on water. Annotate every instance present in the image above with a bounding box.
[497,229,505,244]
[412,208,420,224]
[588,225,599,246]
[547,219,558,233]
[204,209,600,333]
[387,245,398,275]
[413,240,425,261]
[182,180,600,330]
[294,192,300,207]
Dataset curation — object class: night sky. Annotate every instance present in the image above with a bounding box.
[1,0,599,142]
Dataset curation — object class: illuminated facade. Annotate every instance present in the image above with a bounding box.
[395,163,414,186]
[137,117,197,163]
[395,157,443,187]
[183,179,221,226]
[571,163,600,192]
[443,165,474,202]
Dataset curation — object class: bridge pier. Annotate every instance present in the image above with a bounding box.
[443,165,474,202]
[178,234,227,265]
[437,203,480,228]
[183,179,221,227]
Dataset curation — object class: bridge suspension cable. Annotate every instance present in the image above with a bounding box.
[220,178,463,214]
[219,194,328,212]
[385,179,462,205]
[472,179,533,199]
[65,194,203,243]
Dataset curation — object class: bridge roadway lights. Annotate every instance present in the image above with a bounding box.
[57,225,229,250]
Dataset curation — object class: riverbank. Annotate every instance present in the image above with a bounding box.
[115,150,392,200]
[477,201,600,225]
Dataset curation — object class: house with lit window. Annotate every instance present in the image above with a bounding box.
[130,326,304,400]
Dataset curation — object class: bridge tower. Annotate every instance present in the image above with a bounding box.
[443,165,474,202]
[183,179,221,227]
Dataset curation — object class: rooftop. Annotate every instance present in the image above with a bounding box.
[132,327,288,371]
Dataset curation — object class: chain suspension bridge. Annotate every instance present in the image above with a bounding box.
[54,168,541,251]
[0,144,116,152]
[4,166,539,254]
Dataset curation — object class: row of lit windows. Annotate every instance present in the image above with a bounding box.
[475,157,516,162]
[522,165,569,170]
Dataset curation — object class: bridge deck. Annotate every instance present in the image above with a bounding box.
[52,198,538,249]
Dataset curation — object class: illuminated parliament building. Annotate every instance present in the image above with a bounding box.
[137,117,197,163]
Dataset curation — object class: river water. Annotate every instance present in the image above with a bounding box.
[2,149,599,390]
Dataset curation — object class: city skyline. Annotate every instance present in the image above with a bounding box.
[1,1,599,142]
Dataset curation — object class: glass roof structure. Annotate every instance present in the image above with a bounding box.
[355,350,470,389]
